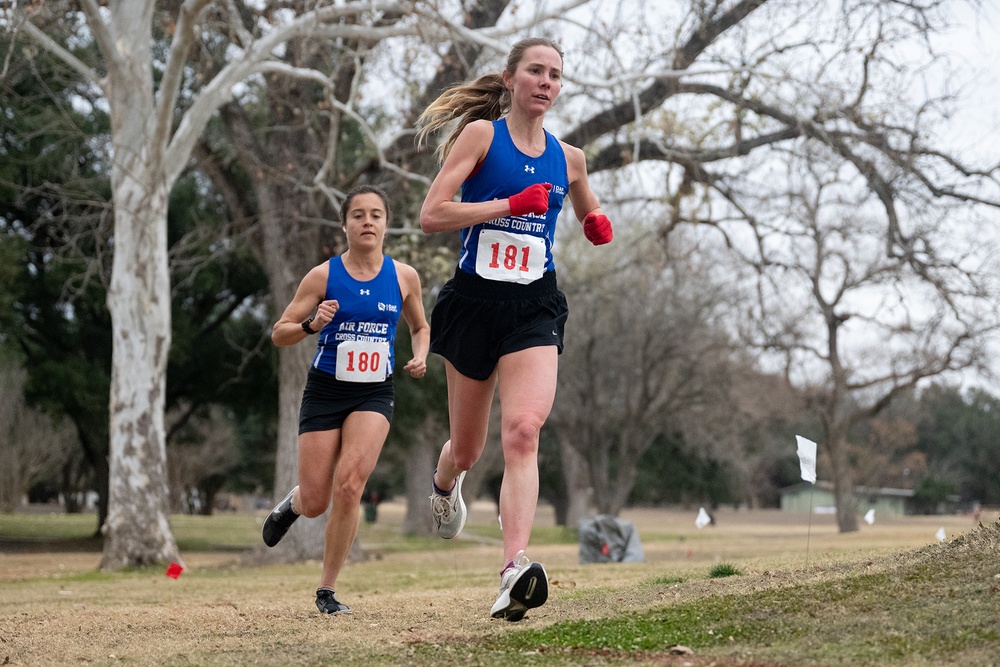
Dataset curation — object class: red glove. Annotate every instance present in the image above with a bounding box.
[583,212,613,245]
[509,183,552,216]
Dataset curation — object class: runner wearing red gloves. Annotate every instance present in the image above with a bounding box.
[416,37,613,622]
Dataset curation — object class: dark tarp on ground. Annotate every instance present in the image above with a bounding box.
[578,514,645,563]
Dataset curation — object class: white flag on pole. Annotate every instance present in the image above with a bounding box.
[695,507,711,529]
[864,508,875,525]
[795,435,818,483]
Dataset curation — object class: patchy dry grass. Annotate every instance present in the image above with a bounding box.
[1,504,997,666]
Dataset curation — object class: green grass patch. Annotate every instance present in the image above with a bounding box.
[0,510,579,556]
[0,511,98,540]
[170,513,263,551]
[0,511,264,552]
[708,562,741,578]
[489,523,1000,666]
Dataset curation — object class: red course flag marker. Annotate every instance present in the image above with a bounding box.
[165,562,184,579]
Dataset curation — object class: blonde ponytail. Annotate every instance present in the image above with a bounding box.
[416,74,508,163]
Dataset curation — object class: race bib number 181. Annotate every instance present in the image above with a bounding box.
[336,340,390,382]
[475,229,546,284]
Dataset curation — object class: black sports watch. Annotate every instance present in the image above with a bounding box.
[301,317,318,335]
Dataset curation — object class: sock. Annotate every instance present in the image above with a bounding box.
[501,560,516,575]
[431,468,453,496]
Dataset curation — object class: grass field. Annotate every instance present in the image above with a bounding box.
[2,502,998,666]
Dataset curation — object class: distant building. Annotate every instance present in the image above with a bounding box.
[779,481,959,516]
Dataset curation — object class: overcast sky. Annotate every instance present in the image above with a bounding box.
[933,2,1000,158]
[933,3,1000,392]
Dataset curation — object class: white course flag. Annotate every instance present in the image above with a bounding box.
[864,509,876,525]
[795,435,818,484]
[695,507,711,529]
[936,527,947,542]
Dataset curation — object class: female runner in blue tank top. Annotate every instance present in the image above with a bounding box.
[262,185,429,616]
[416,37,614,622]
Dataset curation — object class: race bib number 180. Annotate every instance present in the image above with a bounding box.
[336,340,390,382]
[475,229,546,284]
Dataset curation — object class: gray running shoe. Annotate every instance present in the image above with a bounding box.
[261,487,299,547]
[429,470,467,539]
[315,588,352,615]
[490,550,548,622]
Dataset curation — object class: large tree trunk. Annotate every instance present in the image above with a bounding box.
[557,435,592,529]
[100,179,180,569]
[98,9,180,568]
[402,415,440,536]
[79,429,110,536]
[827,428,859,533]
[254,183,331,562]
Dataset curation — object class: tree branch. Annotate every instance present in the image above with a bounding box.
[15,17,103,87]
[563,0,771,148]
[154,0,214,157]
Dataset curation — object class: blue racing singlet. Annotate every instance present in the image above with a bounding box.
[311,255,402,378]
[457,118,569,282]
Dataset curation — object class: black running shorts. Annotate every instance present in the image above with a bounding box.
[298,367,394,434]
[429,269,568,381]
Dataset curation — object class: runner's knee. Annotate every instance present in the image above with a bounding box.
[296,487,330,518]
[503,416,543,459]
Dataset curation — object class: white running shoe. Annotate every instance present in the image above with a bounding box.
[429,470,467,539]
[490,550,549,622]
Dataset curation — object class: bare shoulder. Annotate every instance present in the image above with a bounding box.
[559,140,588,181]
[464,118,495,141]
[289,260,330,304]
[392,259,417,279]
[452,119,495,157]
[392,259,422,290]
[303,260,330,287]
[560,140,586,165]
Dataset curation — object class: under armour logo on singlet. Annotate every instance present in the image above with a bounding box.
[524,165,535,173]
[360,289,370,295]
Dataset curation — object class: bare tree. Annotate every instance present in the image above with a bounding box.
[850,416,927,491]
[165,403,239,514]
[0,362,78,512]
[551,222,740,519]
[546,0,1000,528]
[675,366,805,510]
[737,158,999,531]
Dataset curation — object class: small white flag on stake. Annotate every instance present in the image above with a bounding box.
[863,509,875,525]
[795,435,818,483]
[695,507,711,529]
[936,527,946,542]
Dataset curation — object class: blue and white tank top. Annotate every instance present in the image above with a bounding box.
[312,255,402,377]
[457,118,569,283]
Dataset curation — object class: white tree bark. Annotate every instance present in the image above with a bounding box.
[92,1,179,568]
